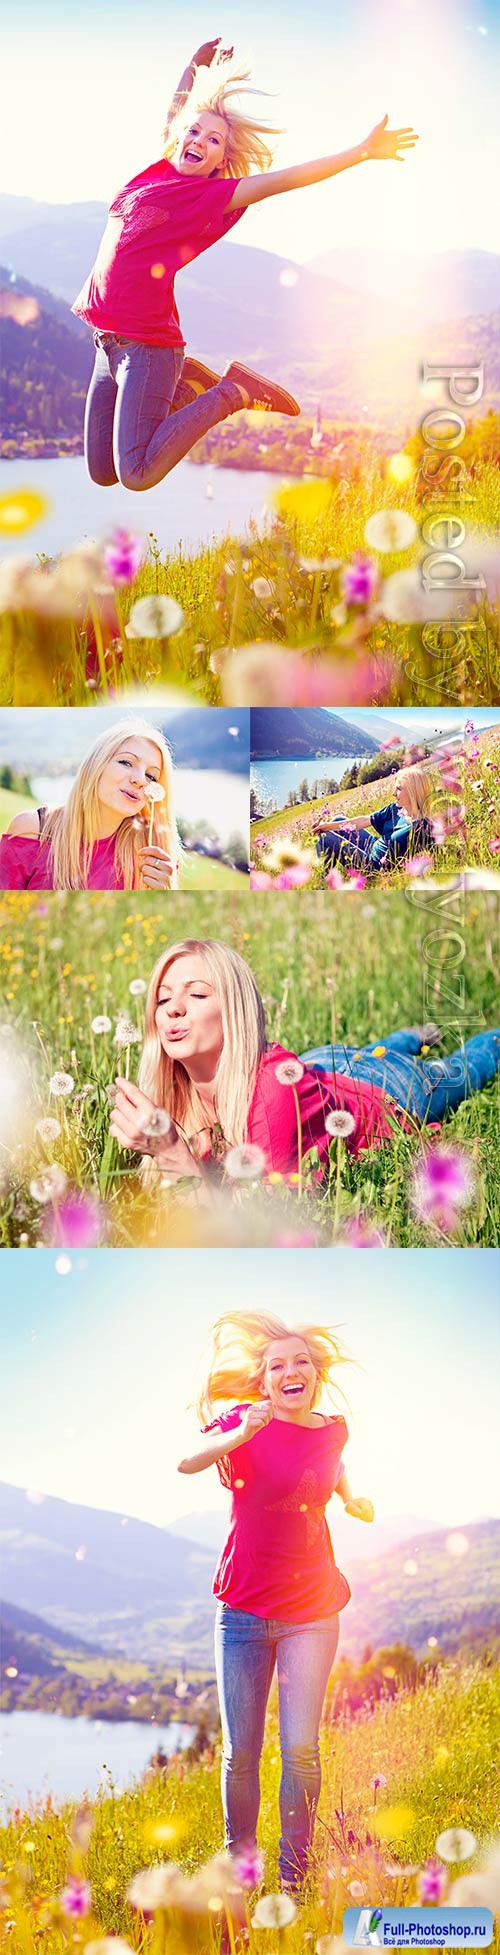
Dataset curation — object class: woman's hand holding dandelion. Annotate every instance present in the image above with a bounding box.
[358,114,419,163]
[109,1077,202,1177]
[137,846,174,890]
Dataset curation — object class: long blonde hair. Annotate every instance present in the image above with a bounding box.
[138,938,266,1161]
[39,718,180,890]
[196,1310,350,1427]
[396,763,436,821]
[163,49,282,178]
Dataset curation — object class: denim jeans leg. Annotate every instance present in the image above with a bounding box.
[276,1616,339,1889]
[421,1029,500,1121]
[84,337,119,486]
[111,340,242,490]
[214,1605,276,1853]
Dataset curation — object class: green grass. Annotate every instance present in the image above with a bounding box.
[1,1659,499,1951]
[0,890,498,1247]
[0,784,36,828]
[250,725,500,886]
[1,455,499,706]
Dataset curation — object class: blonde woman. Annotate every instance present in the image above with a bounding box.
[73,36,418,491]
[108,938,500,1178]
[0,718,179,890]
[178,1309,373,1892]
[312,764,436,875]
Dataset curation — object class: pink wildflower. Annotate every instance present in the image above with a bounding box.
[341,1217,388,1247]
[326,868,345,889]
[341,554,379,605]
[60,1877,92,1918]
[250,871,274,889]
[232,1845,265,1888]
[276,865,313,888]
[103,528,144,585]
[404,853,434,877]
[418,1860,448,1904]
[488,838,500,854]
[411,1144,477,1234]
[45,1191,105,1247]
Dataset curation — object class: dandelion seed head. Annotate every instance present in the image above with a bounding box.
[48,1071,75,1097]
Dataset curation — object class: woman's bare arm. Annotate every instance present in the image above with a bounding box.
[163,38,234,138]
[178,1403,272,1474]
[226,116,418,211]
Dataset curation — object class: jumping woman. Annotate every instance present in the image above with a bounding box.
[0,718,179,890]
[312,765,436,878]
[73,38,418,492]
[178,1309,373,1892]
[107,938,500,1180]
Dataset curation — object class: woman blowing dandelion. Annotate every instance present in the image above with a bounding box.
[73,37,418,492]
[178,1309,373,1893]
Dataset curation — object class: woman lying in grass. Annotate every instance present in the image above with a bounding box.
[312,764,435,877]
[179,1309,372,1895]
[0,719,179,890]
[73,35,418,492]
[108,937,500,1181]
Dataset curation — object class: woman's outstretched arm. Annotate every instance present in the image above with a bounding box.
[163,38,234,139]
[178,1403,272,1473]
[227,114,418,210]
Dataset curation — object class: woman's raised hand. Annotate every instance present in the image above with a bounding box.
[236,1401,274,1444]
[109,1077,201,1176]
[360,114,419,163]
[137,845,174,890]
[192,37,234,67]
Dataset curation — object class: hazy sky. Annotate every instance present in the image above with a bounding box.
[1,1249,498,1530]
[2,0,499,259]
[327,709,500,735]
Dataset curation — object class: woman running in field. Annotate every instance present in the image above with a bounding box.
[73,37,418,492]
[108,938,500,1181]
[0,719,179,890]
[178,1309,373,1892]
[313,764,435,878]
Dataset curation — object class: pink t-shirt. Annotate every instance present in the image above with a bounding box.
[205,1405,351,1621]
[0,833,124,890]
[72,159,246,347]
[245,1043,410,1167]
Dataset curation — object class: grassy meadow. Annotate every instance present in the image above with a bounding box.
[250,724,500,887]
[0,890,498,1247]
[1,452,499,707]
[1,1658,499,1951]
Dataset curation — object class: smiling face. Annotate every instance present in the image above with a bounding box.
[261,1336,319,1423]
[154,952,224,1078]
[97,738,163,821]
[175,109,228,177]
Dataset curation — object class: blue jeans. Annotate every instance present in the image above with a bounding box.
[316,828,376,871]
[300,1027,500,1123]
[84,331,242,490]
[214,1602,339,1890]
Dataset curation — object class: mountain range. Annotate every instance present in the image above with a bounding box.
[1,197,498,436]
[250,708,379,759]
[1,1481,497,1668]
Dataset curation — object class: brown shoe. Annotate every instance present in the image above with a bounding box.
[171,357,221,412]
[224,360,301,417]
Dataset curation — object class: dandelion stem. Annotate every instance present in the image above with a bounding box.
[292,1085,303,1197]
[334,1137,343,1236]
[88,604,109,696]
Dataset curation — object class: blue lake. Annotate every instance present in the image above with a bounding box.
[0,457,285,560]
[0,1709,192,1813]
[251,755,365,811]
